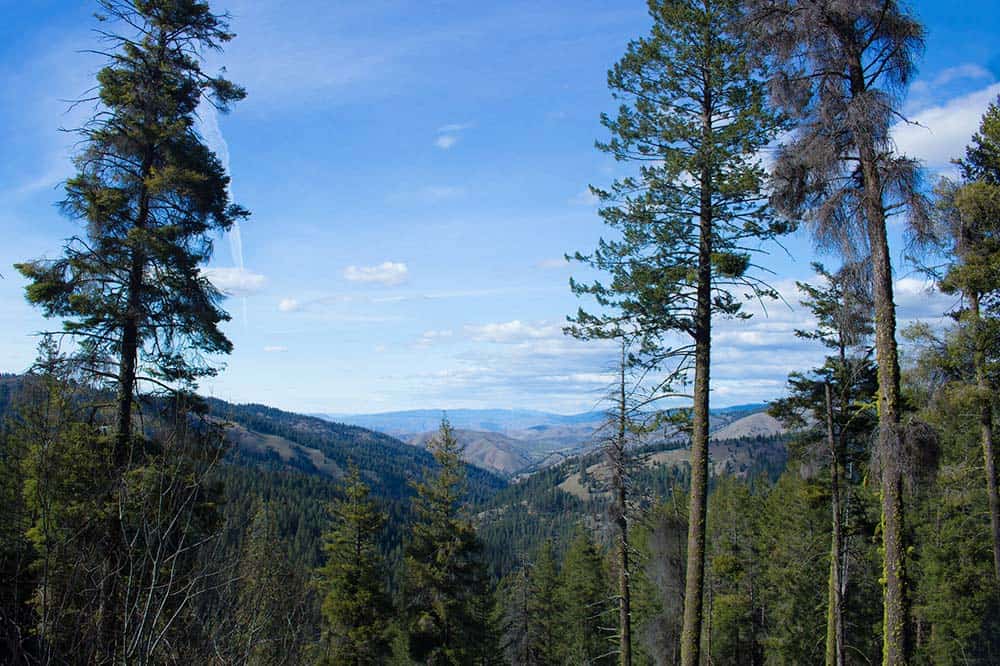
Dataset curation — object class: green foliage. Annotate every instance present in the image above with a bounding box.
[912,462,1000,664]
[569,0,786,361]
[556,528,615,665]
[706,477,763,665]
[403,419,493,664]
[226,503,314,665]
[15,0,247,389]
[316,466,392,665]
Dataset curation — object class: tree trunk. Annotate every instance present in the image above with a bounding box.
[825,382,845,666]
[970,292,1000,584]
[615,348,632,666]
[848,51,908,666]
[680,161,713,666]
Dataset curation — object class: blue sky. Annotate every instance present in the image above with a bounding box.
[2,0,998,415]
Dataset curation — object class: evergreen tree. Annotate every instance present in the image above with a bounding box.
[404,418,492,665]
[557,528,614,665]
[747,3,929,661]
[231,503,313,666]
[14,0,247,462]
[769,263,878,666]
[316,466,391,666]
[530,541,562,666]
[929,97,1000,584]
[631,495,688,665]
[705,477,763,666]
[568,3,786,662]
[13,2,246,657]
[14,344,111,663]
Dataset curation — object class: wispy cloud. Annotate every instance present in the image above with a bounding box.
[343,261,409,286]
[894,82,1000,172]
[278,298,301,312]
[909,63,993,98]
[437,121,474,133]
[203,267,267,296]
[569,188,600,207]
[435,134,459,150]
[263,345,288,353]
[434,120,473,150]
[416,329,454,348]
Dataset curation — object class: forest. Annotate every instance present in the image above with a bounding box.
[1,0,999,664]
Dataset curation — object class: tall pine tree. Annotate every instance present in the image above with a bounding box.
[747,3,929,661]
[15,0,247,463]
[569,2,785,662]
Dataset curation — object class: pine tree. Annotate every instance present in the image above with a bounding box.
[930,97,1000,584]
[769,263,878,666]
[529,541,561,666]
[557,528,614,665]
[747,3,929,661]
[404,418,491,665]
[316,466,391,666]
[232,504,312,666]
[14,0,247,464]
[568,2,786,662]
[13,3,246,656]
[705,477,763,666]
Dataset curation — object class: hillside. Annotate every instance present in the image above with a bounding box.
[318,408,605,436]
[477,428,789,573]
[345,403,779,477]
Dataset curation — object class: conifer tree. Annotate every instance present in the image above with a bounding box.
[317,466,391,666]
[404,418,491,665]
[15,0,247,463]
[557,529,614,665]
[770,263,878,666]
[529,541,561,666]
[569,2,785,663]
[930,97,1000,584]
[13,3,246,656]
[746,3,929,661]
[232,504,312,666]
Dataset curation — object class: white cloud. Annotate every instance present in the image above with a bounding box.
[263,345,288,353]
[416,329,454,348]
[894,83,1000,170]
[278,298,301,312]
[203,267,266,296]
[435,135,458,150]
[343,261,409,286]
[465,320,563,344]
[434,121,473,150]
[910,64,993,96]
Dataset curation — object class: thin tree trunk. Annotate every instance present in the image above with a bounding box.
[970,292,1000,583]
[825,382,845,666]
[615,346,632,666]
[848,51,908,666]
[680,160,713,666]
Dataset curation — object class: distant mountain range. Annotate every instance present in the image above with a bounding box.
[316,404,776,477]
[314,408,607,435]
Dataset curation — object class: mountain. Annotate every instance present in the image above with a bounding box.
[405,429,534,476]
[317,408,605,436]
[319,403,777,477]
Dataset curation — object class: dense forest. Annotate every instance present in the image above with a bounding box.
[2,0,999,664]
